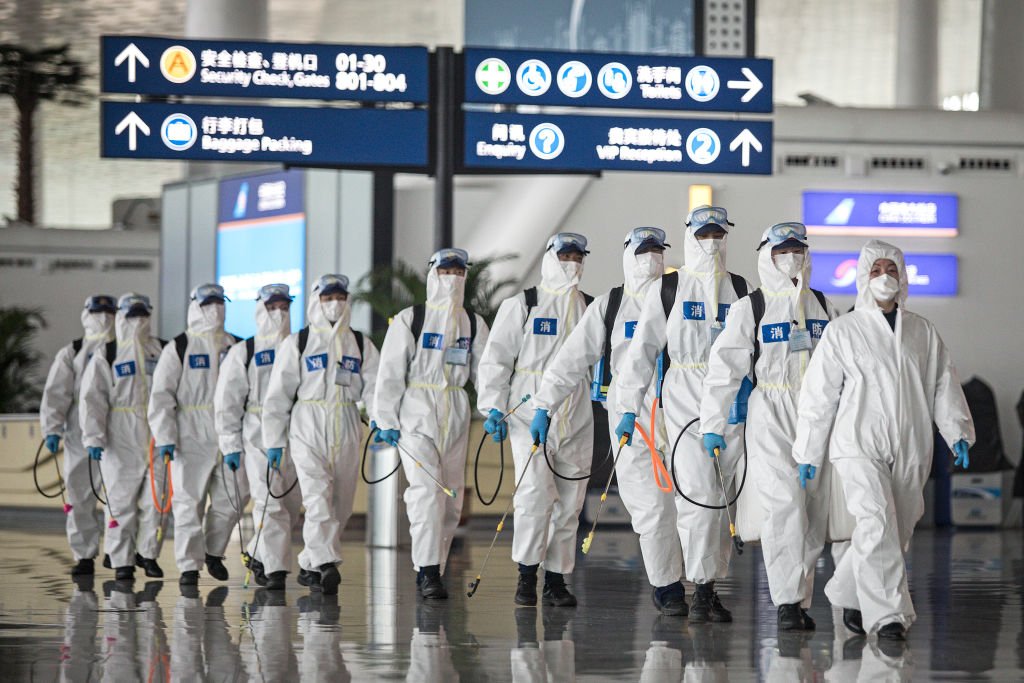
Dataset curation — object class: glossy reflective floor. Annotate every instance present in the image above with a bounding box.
[0,519,1021,681]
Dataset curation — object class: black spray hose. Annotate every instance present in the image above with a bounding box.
[473,432,504,506]
[33,440,65,498]
[668,416,748,509]
[88,457,108,506]
[266,460,298,499]
[360,425,401,485]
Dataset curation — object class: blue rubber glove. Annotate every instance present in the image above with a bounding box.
[703,433,727,458]
[157,444,175,462]
[728,376,754,425]
[484,408,509,443]
[615,412,636,445]
[953,439,970,469]
[798,464,817,489]
[529,409,550,444]
[87,446,103,461]
[224,452,241,471]
[267,447,283,470]
[378,429,401,447]
[44,434,61,454]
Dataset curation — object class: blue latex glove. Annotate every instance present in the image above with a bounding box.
[87,446,103,461]
[728,376,755,425]
[484,408,509,443]
[529,409,550,444]
[44,434,61,454]
[703,433,727,458]
[953,439,970,469]
[615,412,636,446]
[798,464,817,489]
[224,452,241,471]
[378,429,401,447]
[267,448,283,470]
[157,444,175,461]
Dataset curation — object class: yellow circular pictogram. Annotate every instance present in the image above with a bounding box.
[160,46,196,84]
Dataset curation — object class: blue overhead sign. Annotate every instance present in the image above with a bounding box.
[463,111,771,174]
[803,190,959,237]
[465,48,772,113]
[101,36,429,103]
[101,101,428,168]
[810,252,959,297]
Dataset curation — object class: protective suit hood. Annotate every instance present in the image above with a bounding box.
[540,248,582,293]
[854,240,909,311]
[186,299,224,335]
[256,300,291,342]
[81,308,114,341]
[682,223,727,275]
[426,263,466,309]
[308,286,350,333]
[623,243,664,294]
[758,243,808,293]
[114,309,151,343]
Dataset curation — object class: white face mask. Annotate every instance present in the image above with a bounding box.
[321,300,346,324]
[869,274,901,302]
[698,237,724,255]
[559,260,583,284]
[202,303,225,328]
[773,252,805,279]
[634,252,664,279]
[125,316,150,338]
[437,274,464,298]
[267,308,289,330]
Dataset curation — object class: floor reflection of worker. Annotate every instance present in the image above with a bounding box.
[639,617,686,683]
[101,579,141,682]
[240,589,299,681]
[61,576,99,683]
[684,624,732,682]
[297,593,349,681]
[825,631,914,683]
[406,603,459,683]
[762,632,815,682]
[510,608,575,683]
[171,586,243,681]
[134,582,168,683]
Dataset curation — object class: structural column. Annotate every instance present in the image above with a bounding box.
[894,0,939,108]
[979,0,1024,112]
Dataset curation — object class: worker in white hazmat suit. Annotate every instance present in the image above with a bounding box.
[793,239,974,640]
[699,222,840,631]
[533,227,687,616]
[215,284,299,592]
[79,293,169,581]
[478,232,593,608]
[262,274,380,595]
[40,295,116,575]
[614,206,754,623]
[148,283,242,586]
[373,248,490,600]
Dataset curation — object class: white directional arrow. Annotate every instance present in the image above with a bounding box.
[729,128,762,167]
[726,67,763,102]
[114,43,150,83]
[114,112,150,151]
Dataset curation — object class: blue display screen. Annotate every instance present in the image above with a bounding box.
[803,191,958,237]
[810,252,959,297]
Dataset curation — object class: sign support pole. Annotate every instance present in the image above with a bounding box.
[432,46,455,250]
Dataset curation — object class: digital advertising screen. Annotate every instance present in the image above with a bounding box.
[216,169,306,339]
[802,190,959,237]
[810,251,959,297]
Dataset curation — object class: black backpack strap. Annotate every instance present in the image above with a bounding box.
[72,338,83,354]
[410,304,425,344]
[174,333,188,364]
[582,292,595,306]
[600,287,624,390]
[244,337,255,369]
[810,288,830,319]
[157,338,168,348]
[523,287,538,313]
[105,340,117,366]
[659,271,679,319]
[749,289,766,388]
[297,326,310,356]
[467,309,478,346]
[730,272,748,299]
[353,330,364,357]
[230,334,243,343]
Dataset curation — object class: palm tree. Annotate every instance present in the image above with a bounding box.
[0,307,46,412]
[0,44,90,225]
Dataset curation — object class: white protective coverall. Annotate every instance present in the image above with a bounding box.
[793,240,975,634]
[215,303,299,575]
[373,266,490,572]
[262,293,380,570]
[534,242,680,587]
[79,309,167,568]
[40,308,114,561]
[477,249,593,574]
[148,300,241,572]
[615,226,753,584]
[700,243,839,607]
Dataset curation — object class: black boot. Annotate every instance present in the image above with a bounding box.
[247,558,268,587]
[114,566,135,581]
[689,581,732,623]
[319,563,341,596]
[877,622,906,641]
[419,565,448,599]
[205,554,229,581]
[514,608,538,646]
[102,554,112,569]
[777,603,816,631]
[541,571,577,607]
[842,608,866,635]
[298,568,322,591]
[515,564,539,606]
[266,571,287,591]
[179,570,199,586]
[71,558,95,576]
[206,586,228,608]
[135,554,164,578]
[652,581,688,616]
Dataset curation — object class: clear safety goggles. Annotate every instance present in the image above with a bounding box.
[546,232,590,255]
[84,295,117,314]
[686,205,734,234]
[758,222,809,250]
[428,248,471,270]
[257,283,293,303]
[190,283,229,305]
[624,226,670,252]
[313,274,349,296]
[117,293,152,317]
